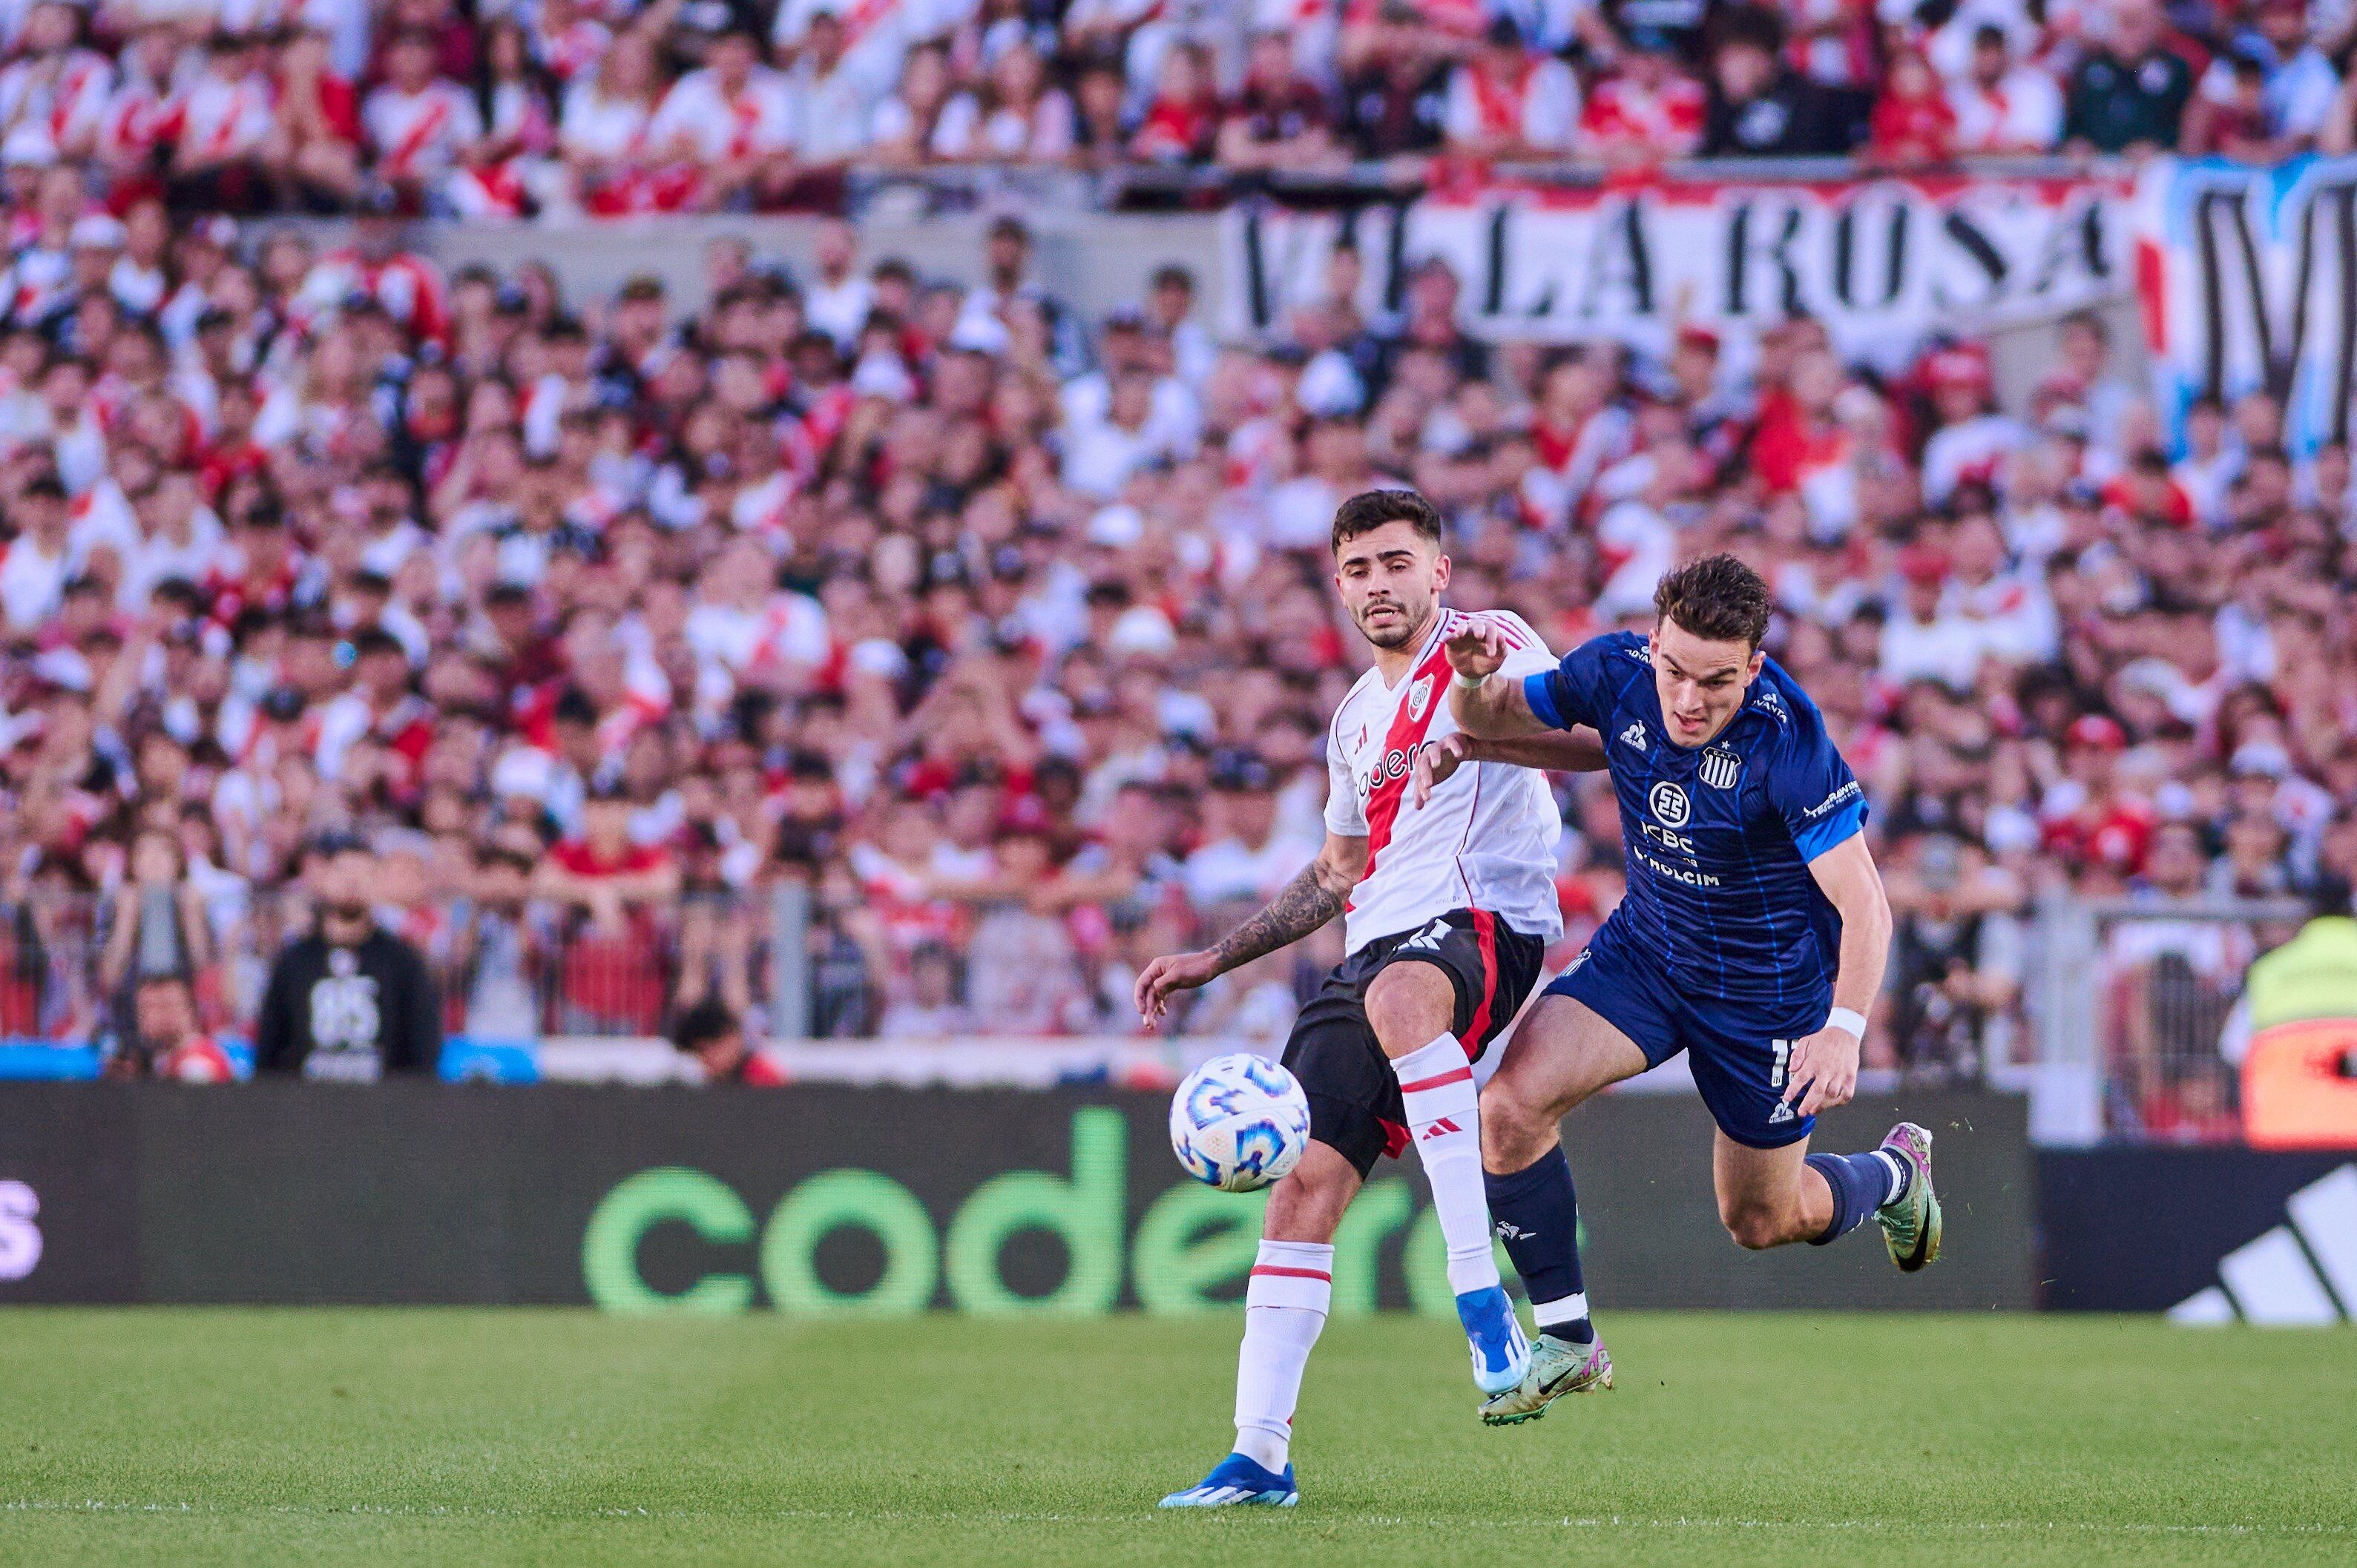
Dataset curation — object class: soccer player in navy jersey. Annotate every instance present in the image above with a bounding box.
[1444,553,1942,1425]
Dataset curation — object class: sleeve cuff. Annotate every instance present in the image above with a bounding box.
[1523,671,1567,731]
[1793,800,1867,863]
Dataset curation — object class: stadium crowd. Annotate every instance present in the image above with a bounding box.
[0,5,2353,1139]
[8,0,2357,217]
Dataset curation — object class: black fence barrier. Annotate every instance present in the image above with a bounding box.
[0,1084,2031,1312]
[2037,1148,2357,1314]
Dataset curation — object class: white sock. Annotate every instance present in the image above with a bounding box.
[1392,1032,1500,1296]
[1872,1150,1909,1206]
[1232,1240,1332,1472]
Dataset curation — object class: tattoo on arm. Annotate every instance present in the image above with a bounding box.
[1212,860,1347,972]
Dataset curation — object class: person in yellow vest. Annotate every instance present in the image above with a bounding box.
[2229,900,2357,1148]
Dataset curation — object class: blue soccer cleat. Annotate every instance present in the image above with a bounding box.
[1456,1284,1532,1396]
[1158,1452,1298,1509]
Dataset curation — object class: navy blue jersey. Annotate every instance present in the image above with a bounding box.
[1525,630,1867,1008]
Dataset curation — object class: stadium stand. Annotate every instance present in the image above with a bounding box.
[0,1,2352,1145]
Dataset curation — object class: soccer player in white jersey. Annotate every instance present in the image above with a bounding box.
[1141,489,1605,1509]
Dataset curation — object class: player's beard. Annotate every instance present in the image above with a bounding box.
[1354,592,1431,650]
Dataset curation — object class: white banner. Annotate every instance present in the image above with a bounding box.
[2134,154,2357,454]
[1224,174,2129,372]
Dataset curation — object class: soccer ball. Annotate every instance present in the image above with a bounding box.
[1169,1053,1311,1192]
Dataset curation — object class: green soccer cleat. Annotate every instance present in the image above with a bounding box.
[1478,1331,1613,1426]
[1875,1121,1942,1273]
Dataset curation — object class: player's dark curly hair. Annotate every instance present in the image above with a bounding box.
[1654,553,1773,648]
[1330,488,1443,553]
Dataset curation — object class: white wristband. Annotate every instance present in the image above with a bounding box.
[1824,1007,1867,1042]
[1450,670,1490,693]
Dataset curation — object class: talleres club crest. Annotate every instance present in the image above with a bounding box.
[1700,746,1741,789]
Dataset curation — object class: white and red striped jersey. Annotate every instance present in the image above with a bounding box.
[99,72,182,164]
[557,81,652,161]
[1323,609,1564,953]
[300,247,451,343]
[1443,56,1579,152]
[1947,67,2062,154]
[0,49,115,153]
[1578,70,1706,159]
[533,17,614,85]
[649,67,795,159]
[174,70,275,163]
[362,80,484,179]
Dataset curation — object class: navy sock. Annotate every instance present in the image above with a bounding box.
[1804,1150,1902,1245]
[1484,1147,1593,1345]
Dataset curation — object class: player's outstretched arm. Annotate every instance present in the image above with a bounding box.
[1784,834,1894,1116]
[1412,727,1607,808]
[1134,831,1369,1024]
[1443,621,1551,739]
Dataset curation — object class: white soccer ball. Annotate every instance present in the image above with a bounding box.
[1169,1053,1311,1192]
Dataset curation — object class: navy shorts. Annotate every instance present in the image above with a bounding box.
[1544,912,1827,1149]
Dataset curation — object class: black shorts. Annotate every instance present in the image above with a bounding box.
[1278,910,1548,1179]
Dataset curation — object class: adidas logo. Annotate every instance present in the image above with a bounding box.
[2171,1165,2357,1325]
[1422,1118,1462,1141]
[1620,722,1648,752]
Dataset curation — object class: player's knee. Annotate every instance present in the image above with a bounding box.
[1719,1198,1790,1251]
[1264,1156,1351,1242]
[1363,966,1450,1055]
[1479,1078,1551,1170]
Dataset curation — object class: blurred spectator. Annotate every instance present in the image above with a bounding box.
[674,996,783,1084]
[1182,751,1315,909]
[936,39,1074,163]
[1338,10,1452,162]
[95,826,214,1010]
[443,846,548,1040]
[1882,834,2025,1075]
[2194,0,2338,154]
[104,972,234,1083]
[278,27,366,214]
[168,32,278,216]
[2064,0,2197,154]
[538,784,679,1034]
[1700,9,1845,157]
[648,27,793,209]
[1129,40,1220,163]
[1443,16,1581,160]
[1870,47,1959,165]
[1219,30,1341,172]
[875,939,973,1038]
[253,837,442,1080]
[1949,25,2063,156]
[1577,28,1706,165]
[561,28,687,217]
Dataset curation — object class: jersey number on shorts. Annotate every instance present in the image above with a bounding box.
[1769,1038,1792,1090]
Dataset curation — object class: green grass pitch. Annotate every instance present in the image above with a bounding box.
[1,1310,2350,1566]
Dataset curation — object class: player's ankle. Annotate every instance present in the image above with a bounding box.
[1533,1291,1594,1345]
[1445,1248,1502,1296]
[1233,1427,1287,1472]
